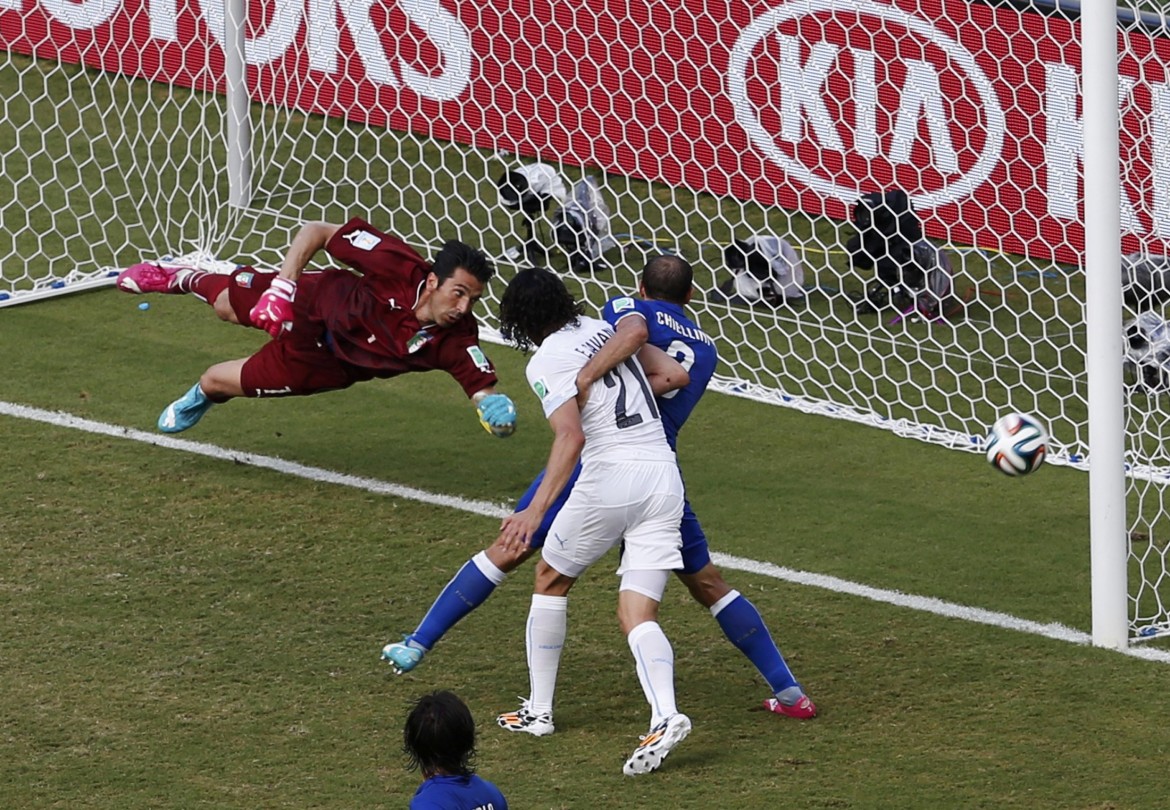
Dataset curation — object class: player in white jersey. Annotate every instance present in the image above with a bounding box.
[493,267,692,776]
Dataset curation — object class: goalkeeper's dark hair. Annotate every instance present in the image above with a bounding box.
[642,254,693,304]
[432,240,495,285]
[498,267,585,353]
[403,690,477,778]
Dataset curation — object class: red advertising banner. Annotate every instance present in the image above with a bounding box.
[3,0,1168,264]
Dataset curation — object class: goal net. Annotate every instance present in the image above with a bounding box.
[2,0,1166,638]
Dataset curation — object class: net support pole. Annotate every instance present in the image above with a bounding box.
[1082,0,1128,648]
[224,0,252,208]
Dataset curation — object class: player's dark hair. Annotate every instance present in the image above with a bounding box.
[642,254,693,304]
[498,267,585,353]
[403,690,477,778]
[432,240,495,285]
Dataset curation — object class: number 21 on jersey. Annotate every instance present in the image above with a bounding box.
[601,359,660,429]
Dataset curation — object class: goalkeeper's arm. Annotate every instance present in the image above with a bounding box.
[278,222,343,282]
[249,222,343,337]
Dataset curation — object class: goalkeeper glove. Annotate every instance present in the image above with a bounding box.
[250,277,297,338]
[476,393,517,438]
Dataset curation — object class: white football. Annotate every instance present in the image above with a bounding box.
[985,412,1048,476]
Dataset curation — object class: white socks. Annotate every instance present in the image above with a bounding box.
[627,620,677,728]
[525,594,567,715]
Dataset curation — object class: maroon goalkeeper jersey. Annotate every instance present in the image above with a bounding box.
[298,218,498,398]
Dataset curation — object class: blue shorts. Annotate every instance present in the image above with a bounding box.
[518,466,710,575]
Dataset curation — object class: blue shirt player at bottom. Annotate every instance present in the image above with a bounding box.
[405,691,507,810]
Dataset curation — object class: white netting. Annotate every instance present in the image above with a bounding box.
[2,0,1168,638]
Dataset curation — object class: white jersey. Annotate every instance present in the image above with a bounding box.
[526,316,675,465]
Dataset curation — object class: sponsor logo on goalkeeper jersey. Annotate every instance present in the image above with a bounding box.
[728,0,1004,209]
[342,230,381,251]
[466,345,493,372]
[406,328,433,354]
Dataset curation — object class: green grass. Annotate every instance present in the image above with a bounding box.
[5,41,1170,809]
[2,289,1169,809]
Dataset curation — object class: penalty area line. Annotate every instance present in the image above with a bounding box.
[4,399,1169,665]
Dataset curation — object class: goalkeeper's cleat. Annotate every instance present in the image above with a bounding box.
[762,694,817,719]
[380,637,425,675]
[115,261,191,295]
[158,383,213,433]
[623,713,691,776]
[496,701,555,737]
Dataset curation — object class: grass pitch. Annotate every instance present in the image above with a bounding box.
[2,289,1169,809]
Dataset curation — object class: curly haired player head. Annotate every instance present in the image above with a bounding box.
[497,267,585,352]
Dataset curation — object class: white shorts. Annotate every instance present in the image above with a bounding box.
[541,459,684,579]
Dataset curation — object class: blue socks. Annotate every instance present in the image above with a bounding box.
[410,551,507,650]
[710,590,800,696]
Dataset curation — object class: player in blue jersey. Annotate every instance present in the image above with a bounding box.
[405,690,508,810]
[382,255,815,720]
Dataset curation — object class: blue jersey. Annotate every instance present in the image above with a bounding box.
[410,774,507,810]
[601,295,718,450]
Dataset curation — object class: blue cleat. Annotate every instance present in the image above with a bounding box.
[158,383,213,433]
[381,636,425,675]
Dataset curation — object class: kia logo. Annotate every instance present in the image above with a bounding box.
[727,0,1005,208]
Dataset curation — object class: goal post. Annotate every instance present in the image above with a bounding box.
[1082,0,1128,650]
[0,0,1157,643]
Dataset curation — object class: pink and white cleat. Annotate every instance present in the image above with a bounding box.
[115,262,190,294]
[762,694,817,719]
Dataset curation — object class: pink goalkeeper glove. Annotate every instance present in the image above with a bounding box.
[250,277,297,338]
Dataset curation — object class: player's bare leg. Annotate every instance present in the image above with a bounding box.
[157,358,245,433]
[212,289,240,324]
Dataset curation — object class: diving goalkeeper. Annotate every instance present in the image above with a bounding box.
[115,219,517,436]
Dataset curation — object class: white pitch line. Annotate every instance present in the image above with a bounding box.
[0,401,512,518]
[5,399,1170,665]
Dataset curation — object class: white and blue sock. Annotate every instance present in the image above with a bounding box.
[410,551,506,650]
[526,594,567,715]
[628,620,677,728]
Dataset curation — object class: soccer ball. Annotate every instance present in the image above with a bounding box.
[985,413,1048,476]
